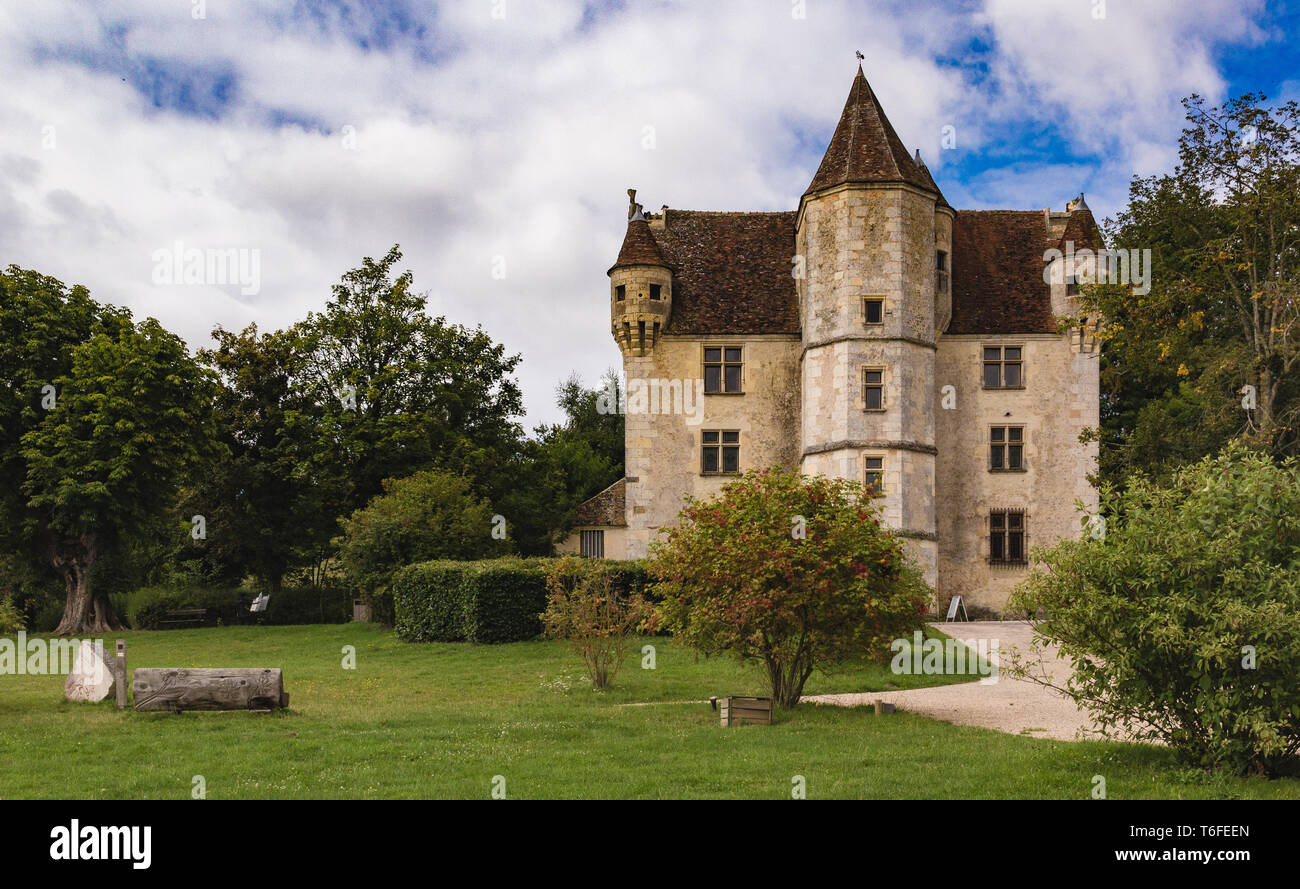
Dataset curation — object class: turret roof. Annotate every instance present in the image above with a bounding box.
[805,66,935,196]
[608,217,668,273]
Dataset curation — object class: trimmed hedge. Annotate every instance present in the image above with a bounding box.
[394,557,652,644]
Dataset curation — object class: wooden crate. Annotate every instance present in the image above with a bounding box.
[720,695,773,727]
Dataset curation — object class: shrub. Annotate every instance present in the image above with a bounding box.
[649,467,929,708]
[542,557,647,689]
[0,595,25,634]
[1008,447,1300,777]
[393,558,549,644]
[336,469,504,624]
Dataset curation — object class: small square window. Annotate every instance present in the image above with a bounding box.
[649,284,662,300]
[864,298,884,325]
[615,285,625,301]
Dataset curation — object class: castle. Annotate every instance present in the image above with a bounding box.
[559,66,1100,611]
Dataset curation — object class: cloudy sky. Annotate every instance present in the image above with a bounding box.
[2,0,1296,428]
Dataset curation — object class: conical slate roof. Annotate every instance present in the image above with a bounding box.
[805,66,934,196]
[608,218,668,273]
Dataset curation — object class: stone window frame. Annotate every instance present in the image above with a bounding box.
[982,344,1025,389]
[701,429,741,476]
[861,452,886,498]
[989,425,1027,472]
[936,251,950,298]
[860,364,887,412]
[861,295,886,326]
[649,283,662,301]
[614,284,625,302]
[579,529,605,558]
[988,509,1028,566]
[702,344,744,395]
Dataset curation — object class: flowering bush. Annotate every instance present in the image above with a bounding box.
[542,557,647,689]
[648,467,929,708]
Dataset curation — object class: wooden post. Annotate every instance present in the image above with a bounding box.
[115,640,127,709]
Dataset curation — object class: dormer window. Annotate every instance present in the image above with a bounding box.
[649,284,662,300]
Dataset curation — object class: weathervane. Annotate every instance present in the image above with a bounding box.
[856,50,864,61]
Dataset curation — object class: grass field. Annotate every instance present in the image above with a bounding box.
[1,623,1297,799]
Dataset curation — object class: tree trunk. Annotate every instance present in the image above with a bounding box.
[50,535,122,635]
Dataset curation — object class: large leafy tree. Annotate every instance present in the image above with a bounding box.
[289,245,525,538]
[188,324,323,589]
[649,467,928,708]
[1084,93,1300,482]
[3,270,215,633]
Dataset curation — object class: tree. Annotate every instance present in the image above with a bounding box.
[1083,93,1300,484]
[190,324,322,589]
[500,371,624,555]
[335,469,503,621]
[1007,448,1300,776]
[648,467,928,708]
[18,313,216,634]
[290,245,525,531]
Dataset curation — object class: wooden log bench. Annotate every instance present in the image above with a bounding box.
[158,608,211,629]
[133,668,289,713]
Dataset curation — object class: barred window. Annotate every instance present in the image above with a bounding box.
[990,510,1027,565]
[579,530,604,558]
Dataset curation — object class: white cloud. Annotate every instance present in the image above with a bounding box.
[0,0,1282,427]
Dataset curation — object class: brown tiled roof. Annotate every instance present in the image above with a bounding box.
[572,478,626,527]
[652,210,800,334]
[805,67,934,197]
[609,218,667,272]
[948,210,1057,335]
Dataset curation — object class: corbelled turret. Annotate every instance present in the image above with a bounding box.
[609,189,672,357]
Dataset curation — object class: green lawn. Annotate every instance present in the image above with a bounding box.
[1,623,1296,799]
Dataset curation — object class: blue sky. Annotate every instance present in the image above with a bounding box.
[1,0,1296,427]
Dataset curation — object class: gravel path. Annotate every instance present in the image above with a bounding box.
[804,621,1122,742]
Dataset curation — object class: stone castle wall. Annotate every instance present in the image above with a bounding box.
[621,335,802,559]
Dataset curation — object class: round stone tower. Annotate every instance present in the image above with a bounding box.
[609,190,672,357]
[796,67,941,586]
